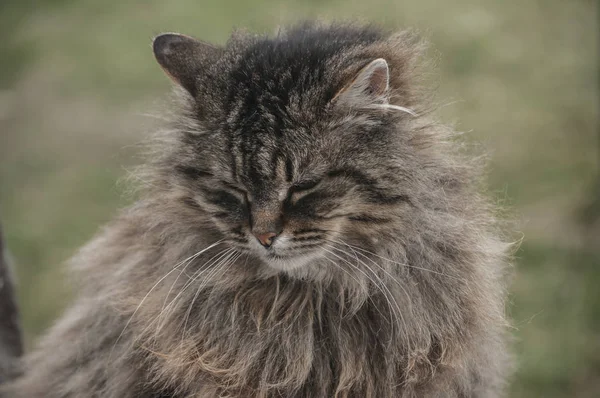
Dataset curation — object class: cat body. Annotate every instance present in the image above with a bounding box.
[4,23,511,397]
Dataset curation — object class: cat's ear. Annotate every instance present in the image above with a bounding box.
[332,58,390,108]
[153,33,221,96]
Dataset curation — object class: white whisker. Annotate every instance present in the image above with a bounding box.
[153,248,235,335]
[110,239,224,359]
[367,103,418,116]
[327,241,417,351]
[181,251,240,338]
[320,251,390,324]
[325,238,463,281]
[321,245,408,348]
[160,244,228,313]
[137,248,233,341]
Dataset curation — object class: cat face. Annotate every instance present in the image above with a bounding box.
[153,26,417,271]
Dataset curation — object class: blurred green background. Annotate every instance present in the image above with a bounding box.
[0,0,598,396]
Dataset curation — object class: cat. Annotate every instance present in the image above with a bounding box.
[3,23,513,397]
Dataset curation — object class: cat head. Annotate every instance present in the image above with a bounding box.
[150,24,430,272]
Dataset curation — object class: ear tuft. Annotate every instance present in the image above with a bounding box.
[362,58,389,97]
[333,58,390,108]
[152,33,221,96]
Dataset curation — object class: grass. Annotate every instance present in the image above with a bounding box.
[0,0,598,396]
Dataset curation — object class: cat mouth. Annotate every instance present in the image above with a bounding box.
[259,247,323,271]
[244,233,323,270]
[265,252,291,260]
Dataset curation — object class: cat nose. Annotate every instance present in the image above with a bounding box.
[253,231,279,248]
[250,205,283,248]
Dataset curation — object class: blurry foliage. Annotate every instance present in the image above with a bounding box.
[0,0,598,396]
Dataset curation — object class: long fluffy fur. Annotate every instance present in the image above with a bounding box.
[4,23,513,397]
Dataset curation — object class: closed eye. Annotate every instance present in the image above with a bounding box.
[289,179,321,193]
[288,179,322,204]
[220,181,250,204]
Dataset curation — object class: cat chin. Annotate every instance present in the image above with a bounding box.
[262,251,324,274]
[263,254,311,271]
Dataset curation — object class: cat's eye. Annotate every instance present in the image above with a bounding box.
[221,181,250,204]
[287,179,322,204]
[290,179,321,193]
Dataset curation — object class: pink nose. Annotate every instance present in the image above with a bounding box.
[253,231,278,248]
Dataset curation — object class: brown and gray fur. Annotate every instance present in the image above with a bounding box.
[3,23,513,397]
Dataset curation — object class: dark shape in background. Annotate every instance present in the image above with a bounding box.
[0,223,23,383]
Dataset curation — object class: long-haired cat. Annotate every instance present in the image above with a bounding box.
[4,23,512,397]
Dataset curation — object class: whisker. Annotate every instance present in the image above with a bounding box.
[335,240,415,312]
[367,103,418,116]
[324,244,415,351]
[138,248,234,341]
[139,248,234,342]
[160,246,229,313]
[324,238,463,281]
[153,248,235,335]
[110,239,224,359]
[181,251,240,338]
[321,246,407,347]
[319,250,388,323]
[325,242,415,352]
